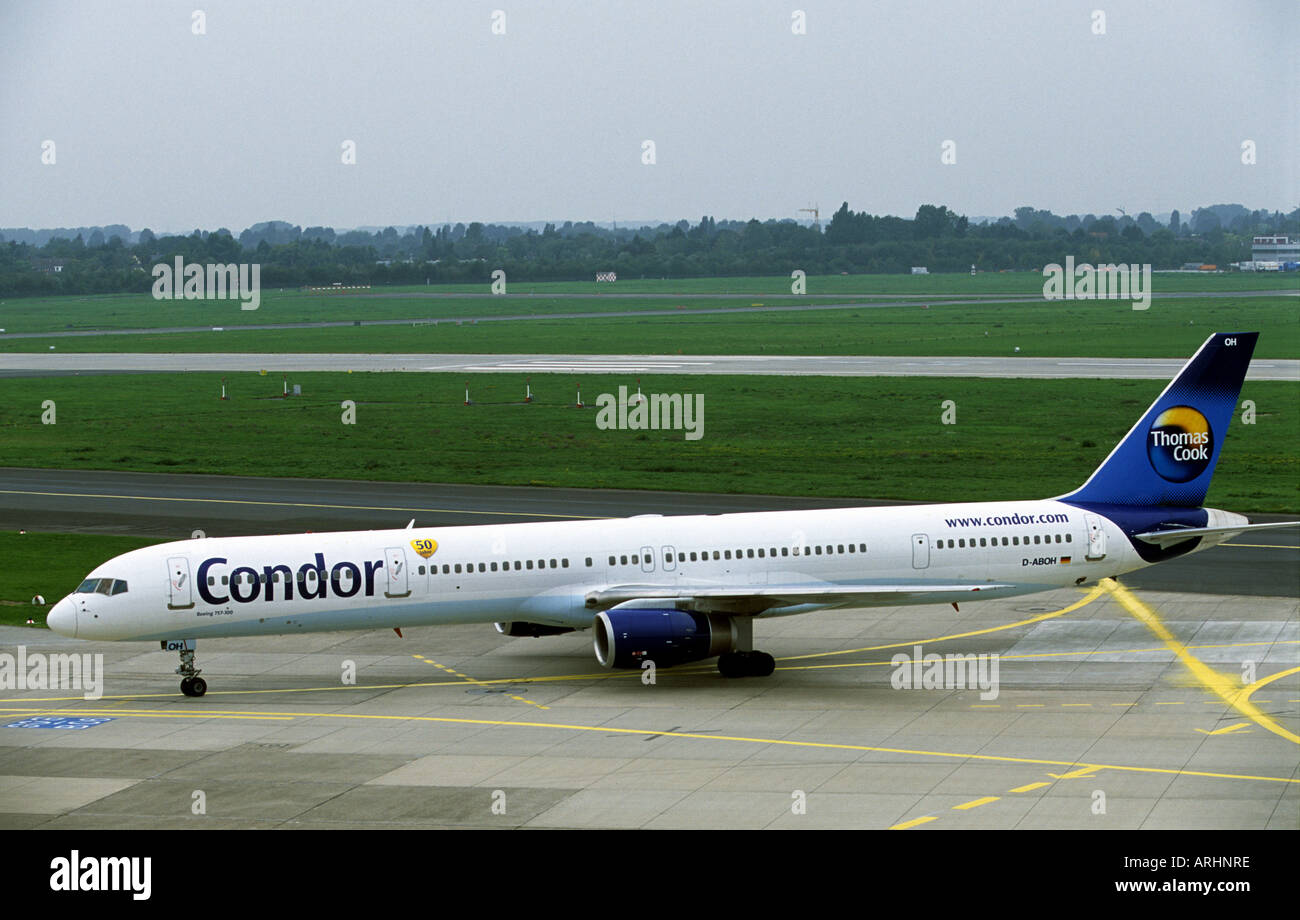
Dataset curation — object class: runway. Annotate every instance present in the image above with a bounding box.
[2,352,1298,380]
[1,581,1295,829]
[1,468,1296,597]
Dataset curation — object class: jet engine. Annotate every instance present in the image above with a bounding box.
[592,608,735,669]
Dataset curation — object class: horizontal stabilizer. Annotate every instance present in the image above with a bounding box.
[1132,520,1300,547]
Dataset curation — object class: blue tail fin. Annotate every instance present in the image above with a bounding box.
[1060,332,1257,508]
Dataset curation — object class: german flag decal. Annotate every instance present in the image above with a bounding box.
[1060,556,1072,564]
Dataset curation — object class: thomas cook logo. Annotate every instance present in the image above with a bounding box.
[410,539,437,559]
[1146,406,1213,482]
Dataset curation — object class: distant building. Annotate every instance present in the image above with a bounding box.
[1252,235,1299,262]
[910,266,928,274]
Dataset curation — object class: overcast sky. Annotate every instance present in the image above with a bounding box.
[2,0,1295,232]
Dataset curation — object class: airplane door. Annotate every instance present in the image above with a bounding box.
[167,556,194,609]
[911,534,930,569]
[640,545,655,574]
[384,546,411,598]
[1084,514,1107,560]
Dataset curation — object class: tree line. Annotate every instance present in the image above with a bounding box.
[2,202,1295,297]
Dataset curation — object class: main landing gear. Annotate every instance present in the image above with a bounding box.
[717,650,776,678]
[716,616,776,678]
[166,639,207,697]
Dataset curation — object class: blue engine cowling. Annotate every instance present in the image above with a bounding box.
[593,608,735,669]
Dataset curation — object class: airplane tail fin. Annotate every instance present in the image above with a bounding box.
[1059,332,1257,508]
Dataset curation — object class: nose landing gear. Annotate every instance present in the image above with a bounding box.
[164,639,207,697]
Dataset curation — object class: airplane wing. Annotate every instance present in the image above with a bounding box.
[584,582,1016,615]
[1132,520,1300,547]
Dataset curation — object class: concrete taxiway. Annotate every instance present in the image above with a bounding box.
[0,582,1295,829]
[2,352,1298,380]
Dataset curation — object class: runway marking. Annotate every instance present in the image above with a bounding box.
[1222,543,1299,550]
[778,584,1108,661]
[890,816,938,830]
[1103,580,1300,745]
[1196,723,1250,736]
[954,796,1000,810]
[1,706,1295,785]
[0,489,604,521]
[413,654,550,710]
[1009,782,1051,793]
[1048,766,1102,779]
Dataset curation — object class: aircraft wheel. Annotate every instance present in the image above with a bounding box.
[717,653,745,678]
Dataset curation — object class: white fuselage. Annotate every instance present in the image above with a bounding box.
[48,498,1224,644]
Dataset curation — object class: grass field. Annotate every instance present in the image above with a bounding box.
[2,295,1295,359]
[1,372,1294,513]
[0,531,165,628]
[0,271,1293,335]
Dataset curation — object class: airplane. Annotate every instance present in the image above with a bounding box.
[46,331,1297,696]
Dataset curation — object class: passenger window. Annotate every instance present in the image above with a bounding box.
[585,558,592,567]
[1066,534,1072,542]
[562,559,570,568]
[757,548,765,558]
[527,560,534,570]
[724,550,732,560]
[550,559,557,568]
[781,547,789,556]
[478,563,486,572]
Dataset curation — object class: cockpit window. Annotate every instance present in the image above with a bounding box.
[76,577,124,595]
